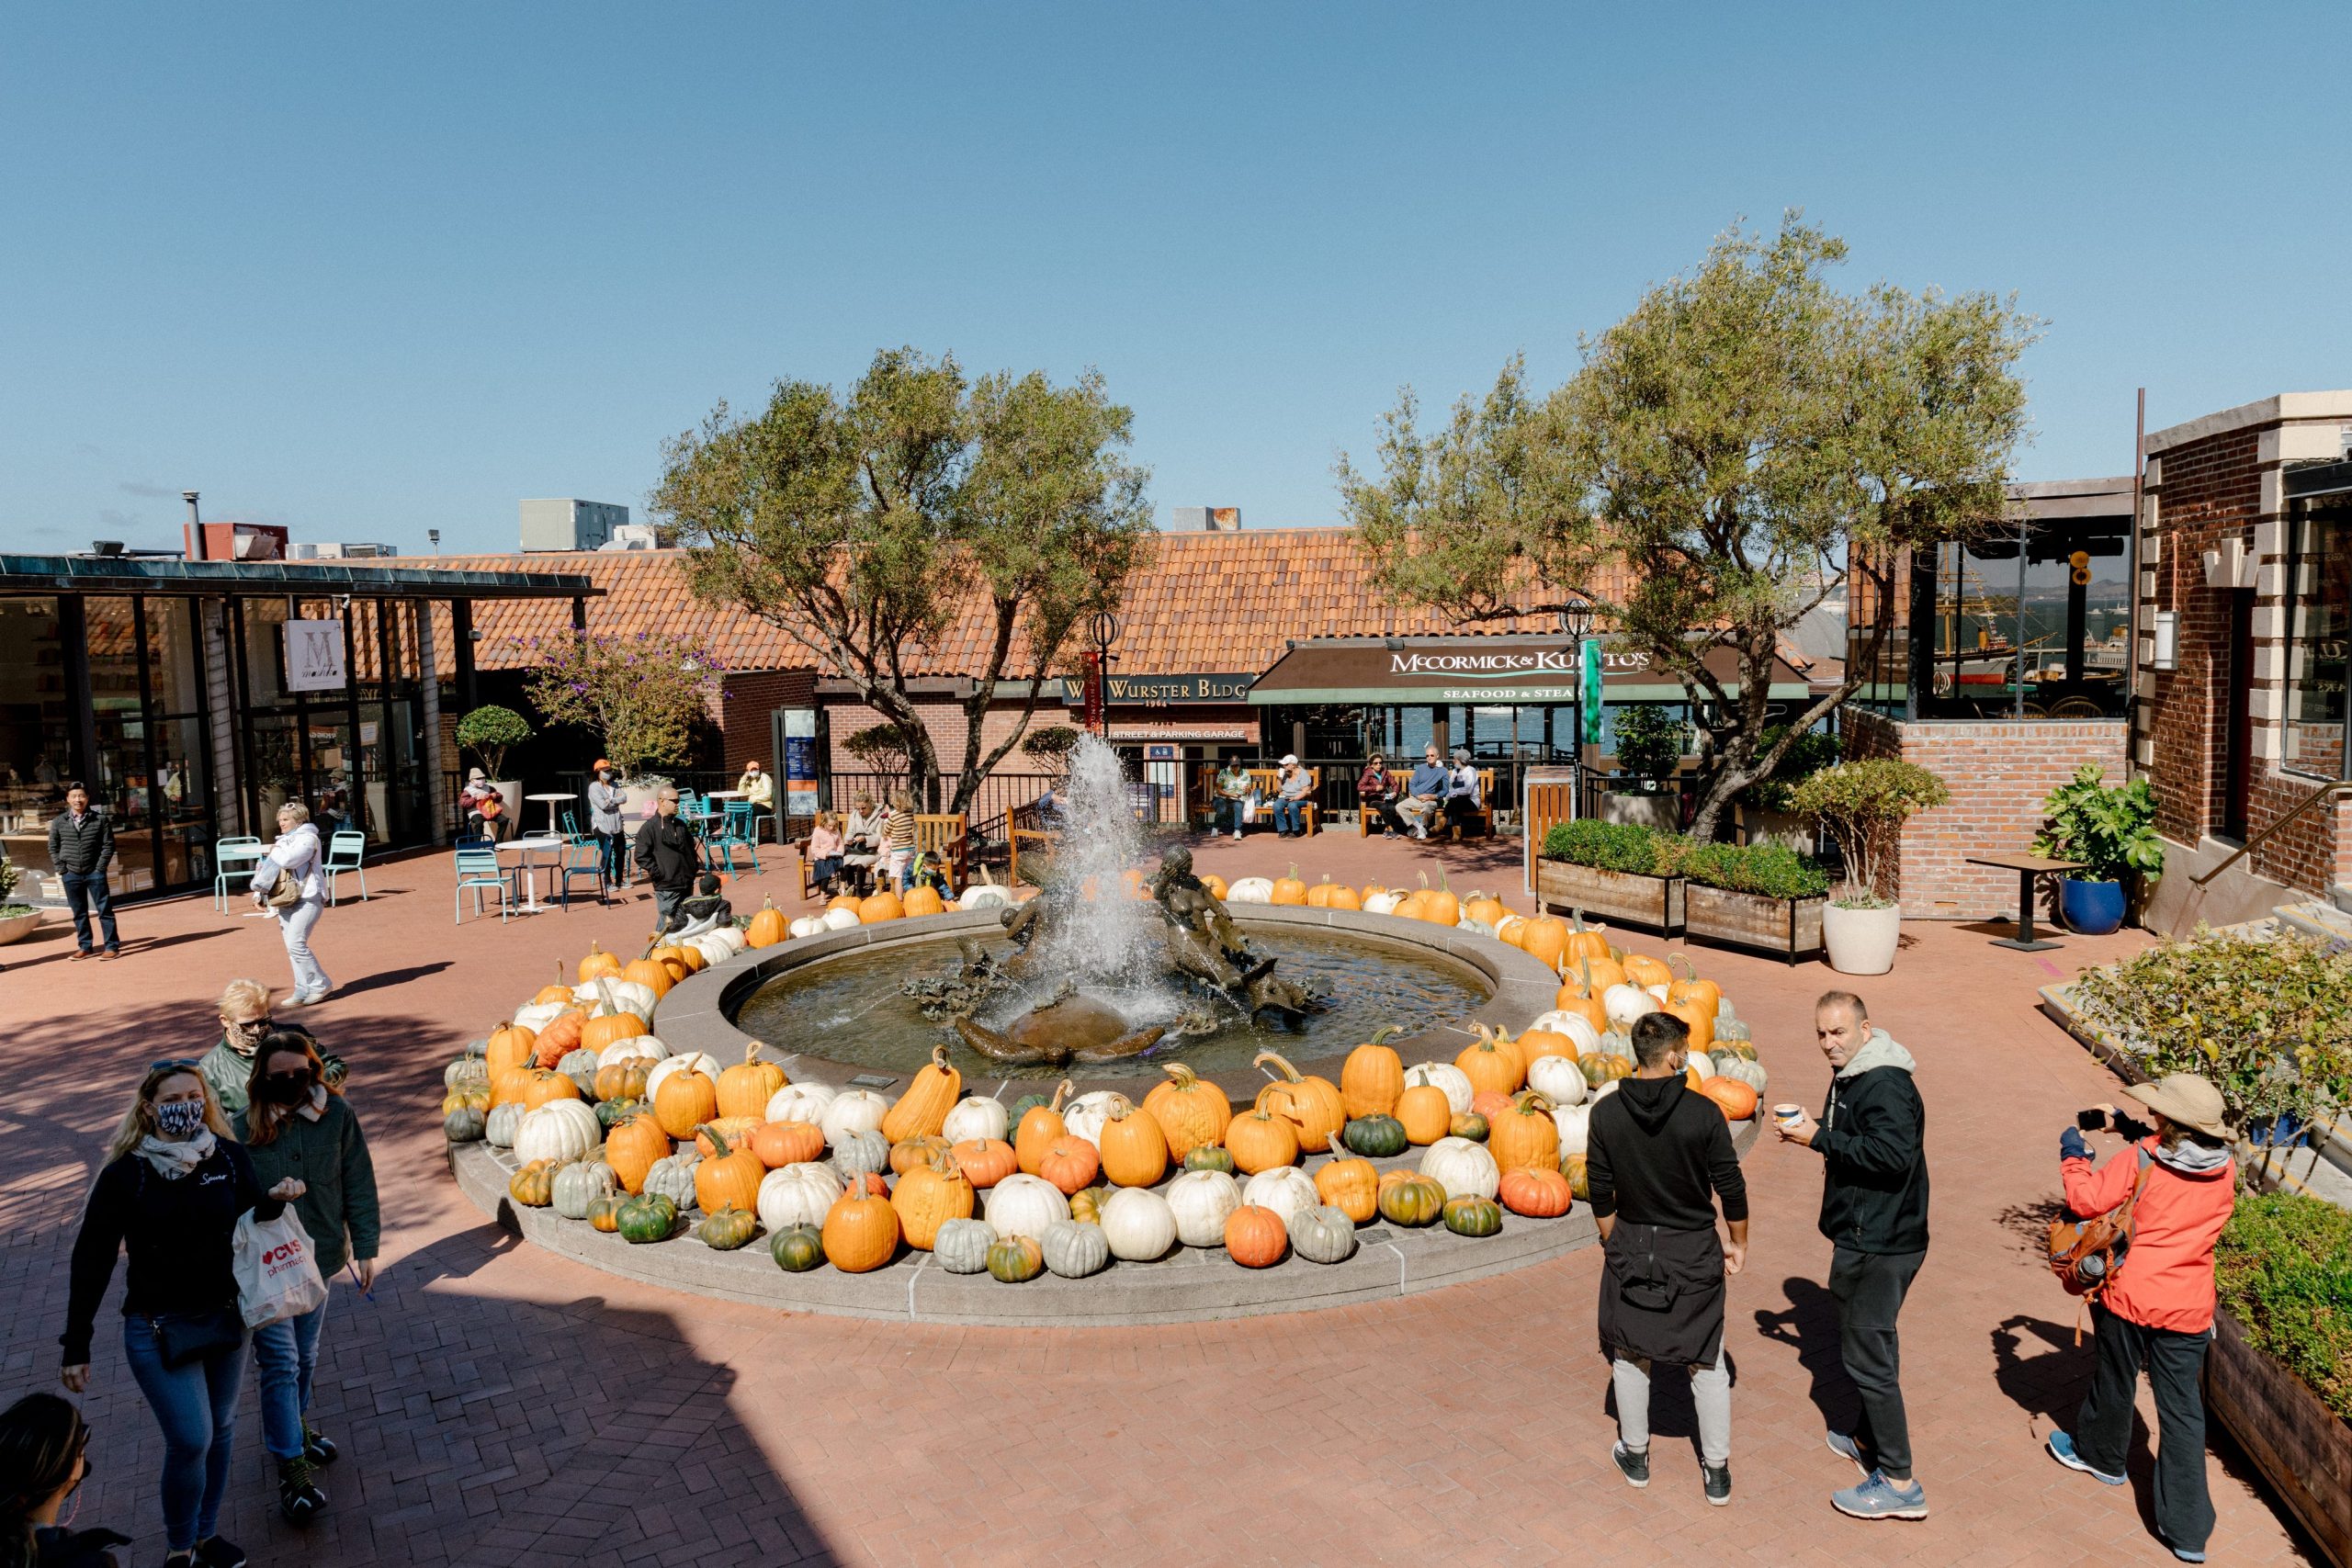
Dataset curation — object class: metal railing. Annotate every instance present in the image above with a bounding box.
[2192,778,2352,887]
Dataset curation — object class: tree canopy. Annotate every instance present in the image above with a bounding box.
[1340,214,2036,838]
[652,347,1154,814]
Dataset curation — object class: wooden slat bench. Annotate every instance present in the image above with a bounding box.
[1358,768,1495,840]
[1190,766,1320,837]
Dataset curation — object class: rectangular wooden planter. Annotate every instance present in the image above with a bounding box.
[1535,856,1684,935]
[1681,883,1826,964]
[2206,1308,2351,1568]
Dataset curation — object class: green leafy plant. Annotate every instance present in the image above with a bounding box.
[0,852,28,917]
[1610,706,1685,793]
[1788,759,1951,909]
[521,631,720,777]
[1743,724,1840,813]
[842,724,912,776]
[454,705,532,781]
[1542,818,1663,875]
[1020,725,1082,771]
[2070,927,2352,1138]
[2215,1190,2352,1420]
[1678,840,1831,900]
[2032,763,2164,886]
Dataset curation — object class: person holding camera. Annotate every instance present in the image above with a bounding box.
[2045,1075,2236,1564]
[1777,990,1930,1521]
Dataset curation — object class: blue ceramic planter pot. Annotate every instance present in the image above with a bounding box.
[2059,876,2126,935]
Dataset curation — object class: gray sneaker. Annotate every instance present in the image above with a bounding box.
[1832,1471,1928,1520]
[1702,1461,1732,1506]
[1825,1430,1871,1475]
[1611,1442,1650,1488]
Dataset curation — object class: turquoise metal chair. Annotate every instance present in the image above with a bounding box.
[709,800,761,873]
[212,836,266,913]
[322,829,368,905]
[455,837,509,923]
[557,836,606,907]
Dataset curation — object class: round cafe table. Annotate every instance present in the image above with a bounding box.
[526,792,577,839]
[497,835,565,915]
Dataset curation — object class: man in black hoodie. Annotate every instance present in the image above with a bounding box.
[1588,1010,1748,1506]
[1780,990,1930,1522]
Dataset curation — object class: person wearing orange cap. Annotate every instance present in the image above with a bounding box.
[585,760,627,891]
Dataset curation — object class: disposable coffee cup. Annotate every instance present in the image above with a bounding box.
[1773,1103,1804,1125]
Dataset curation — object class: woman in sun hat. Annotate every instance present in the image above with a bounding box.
[2044,1072,2237,1563]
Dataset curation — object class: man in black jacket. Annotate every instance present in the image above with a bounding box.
[46,782,120,960]
[633,785,700,930]
[1780,989,1931,1522]
[1588,1010,1748,1506]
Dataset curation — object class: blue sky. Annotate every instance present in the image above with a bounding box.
[5,3,2345,555]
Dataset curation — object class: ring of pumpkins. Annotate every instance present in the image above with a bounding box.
[446,901,1768,1283]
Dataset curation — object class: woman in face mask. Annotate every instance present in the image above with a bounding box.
[234,1033,378,1525]
[0,1393,126,1568]
[60,1066,302,1568]
[585,759,627,890]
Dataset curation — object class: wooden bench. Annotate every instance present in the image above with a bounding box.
[1192,766,1320,837]
[795,812,967,902]
[1358,768,1495,840]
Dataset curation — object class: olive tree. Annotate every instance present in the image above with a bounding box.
[653,347,1154,814]
[1340,215,2036,839]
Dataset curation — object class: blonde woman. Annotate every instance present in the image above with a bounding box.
[61,1065,302,1568]
[251,802,333,1005]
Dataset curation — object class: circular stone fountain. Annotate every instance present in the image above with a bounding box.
[448,739,1761,1325]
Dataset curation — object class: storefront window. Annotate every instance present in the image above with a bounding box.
[2283,505,2351,779]
[0,598,71,887]
[1916,521,2130,718]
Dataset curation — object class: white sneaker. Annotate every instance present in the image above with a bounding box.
[1233,831,1242,840]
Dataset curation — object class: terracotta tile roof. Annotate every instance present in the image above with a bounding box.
[394,529,1634,680]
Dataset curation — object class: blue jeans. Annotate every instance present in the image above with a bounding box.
[277,894,332,997]
[62,870,119,953]
[1270,797,1306,834]
[123,1314,248,1551]
[596,830,628,885]
[254,1299,329,1460]
[1214,798,1248,833]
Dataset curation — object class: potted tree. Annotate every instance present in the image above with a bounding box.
[1600,705,1684,833]
[0,854,40,946]
[1736,724,1838,852]
[523,629,719,823]
[1790,760,1951,975]
[2032,763,2163,935]
[456,705,532,828]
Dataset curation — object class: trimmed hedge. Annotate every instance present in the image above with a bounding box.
[1543,821,1829,898]
[1542,818,1662,874]
[2216,1190,2352,1422]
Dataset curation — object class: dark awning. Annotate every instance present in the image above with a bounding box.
[0,554,601,601]
[1245,636,1812,705]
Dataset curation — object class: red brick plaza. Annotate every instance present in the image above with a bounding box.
[0,832,2313,1568]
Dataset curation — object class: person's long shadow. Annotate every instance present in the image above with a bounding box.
[1992,1314,2180,1541]
[1753,1275,1851,1433]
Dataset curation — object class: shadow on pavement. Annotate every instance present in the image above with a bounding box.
[1753,1276,1850,1434]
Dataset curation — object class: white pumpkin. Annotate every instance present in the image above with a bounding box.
[645,1052,724,1103]
[1552,1102,1593,1157]
[1062,1089,1126,1149]
[1419,1135,1500,1201]
[512,999,569,1033]
[941,1095,1011,1145]
[788,915,829,940]
[1098,1187,1177,1261]
[819,1088,892,1145]
[1591,1077,1622,1103]
[575,978,657,1021]
[1685,1050,1717,1081]
[1403,1061,1475,1115]
[1240,1165,1319,1224]
[685,933,734,967]
[513,1100,601,1166]
[1603,983,1659,1029]
[1361,890,1408,916]
[701,925,749,956]
[957,883,1017,909]
[1526,1055,1588,1108]
[1527,1010,1602,1056]
[820,907,861,931]
[764,1081,839,1126]
[983,1173,1069,1243]
[1455,916,1498,937]
[755,1162,844,1232]
[596,1037,664,1069]
[1225,876,1274,904]
[1646,982,1670,1002]
[1164,1168,1243,1247]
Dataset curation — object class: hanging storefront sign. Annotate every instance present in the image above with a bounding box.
[1057,672,1257,705]
[1246,637,1811,705]
[281,619,348,693]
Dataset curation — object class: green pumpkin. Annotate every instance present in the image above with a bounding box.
[616,1192,678,1244]
[933,1217,996,1275]
[595,1096,646,1129]
[1342,1115,1408,1158]
[1067,1187,1109,1225]
[557,1048,602,1098]
[695,1204,759,1251]
[986,1234,1045,1282]
[770,1224,825,1272]
[1448,1112,1490,1144]
[1442,1195,1504,1237]
[551,1159,616,1220]
[444,1106,487,1143]
[585,1194,626,1232]
[1287,1203,1358,1265]
[1182,1145,1237,1175]
[1007,1092,1053,1128]
[1581,1055,1634,1089]
[1377,1175,1447,1227]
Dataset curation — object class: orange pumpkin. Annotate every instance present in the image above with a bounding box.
[594,1058,654,1103]
[1390,890,1429,921]
[750,1120,824,1167]
[530,1009,587,1066]
[694,1128,767,1214]
[533,973,575,1006]
[880,1044,960,1144]
[948,1137,1018,1189]
[1517,912,1569,973]
[605,1113,672,1194]
[1142,1064,1232,1164]
[1699,1077,1760,1122]
[1470,1089,1513,1121]
[1563,911,1611,964]
[1548,990,1610,1035]
[1396,1084,1453,1145]
[1621,953,1671,989]
[746,897,788,949]
[693,1116,763,1157]
[889,1149,975,1249]
[1252,1050,1344,1154]
[857,889,905,923]
[901,884,945,918]
[656,941,705,975]
[822,1190,899,1271]
[517,1067,581,1110]
[621,958,673,998]
[1498,1165,1575,1217]
[1224,1204,1289,1268]
[1315,1155,1379,1223]
[487,1022,537,1081]
[1418,877,1459,927]
[581,1010,649,1056]
[889,1134,954,1178]
[1663,995,1716,1055]
[1035,1134,1101,1196]
[1515,1027,1578,1066]
[1098,1097,1170,1188]
[717,1042,788,1121]
[1454,1027,1525,1097]
[1489,1090,1561,1172]
[1567,954,1627,997]
[1200,874,1227,899]
[577,942,625,984]
[1014,1080,1072,1175]
[1270,865,1307,907]
[1340,1025,1406,1119]
[652,1066,718,1138]
[826,893,861,916]
[1223,1108,1299,1175]
[1462,893,1507,929]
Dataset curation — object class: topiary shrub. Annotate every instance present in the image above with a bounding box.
[1610,705,1685,793]
[1788,759,1950,908]
[455,705,532,781]
[2215,1190,2352,1421]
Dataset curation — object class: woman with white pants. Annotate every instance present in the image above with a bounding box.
[252,803,334,1005]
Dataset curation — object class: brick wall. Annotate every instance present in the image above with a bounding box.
[822,696,1047,781]
[718,670,817,773]
[1843,709,2129,918]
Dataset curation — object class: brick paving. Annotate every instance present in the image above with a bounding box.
[0,830,2317,1567]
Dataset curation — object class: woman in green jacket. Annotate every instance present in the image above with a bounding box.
[232,1032,379,1525]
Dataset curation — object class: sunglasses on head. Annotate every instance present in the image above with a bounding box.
[150,1057,200,1072]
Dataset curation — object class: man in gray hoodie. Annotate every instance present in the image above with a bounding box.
[1780,990,1930,1522]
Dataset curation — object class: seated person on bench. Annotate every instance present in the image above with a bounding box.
[1442,748,1484,834]
[1398,746,1447,840]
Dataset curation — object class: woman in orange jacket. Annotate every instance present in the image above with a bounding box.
[2044,1073,2237,1564]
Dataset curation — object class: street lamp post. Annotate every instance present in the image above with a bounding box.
[1558,596,1596,818]
[1086,610,1121,739]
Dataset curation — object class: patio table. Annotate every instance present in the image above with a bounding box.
[497,835,566,915]
[1965,852,2084,952]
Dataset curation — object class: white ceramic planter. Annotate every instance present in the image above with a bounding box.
[0,908,44,946]
[1822,901,1902,975]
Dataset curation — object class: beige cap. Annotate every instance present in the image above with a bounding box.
[2124,1073,2231,1139]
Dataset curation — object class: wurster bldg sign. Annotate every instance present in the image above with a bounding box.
[1247,637,1810,705]
[1057,672,1257,705]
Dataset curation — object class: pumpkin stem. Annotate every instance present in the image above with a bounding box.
[1252,1049,1303,1083]
[1160,1062,1197,1089]
[1367,1025,1404,1047]
[929,1044,950,1073]
[1049,1079,1071,1114]
[1514,1089,1553,1114]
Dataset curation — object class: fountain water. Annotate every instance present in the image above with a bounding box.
[1049,733,1158,986]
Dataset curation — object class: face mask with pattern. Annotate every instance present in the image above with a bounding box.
[154,1100,207,1139]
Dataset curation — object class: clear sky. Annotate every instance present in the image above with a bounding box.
[6,2,2346,556]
